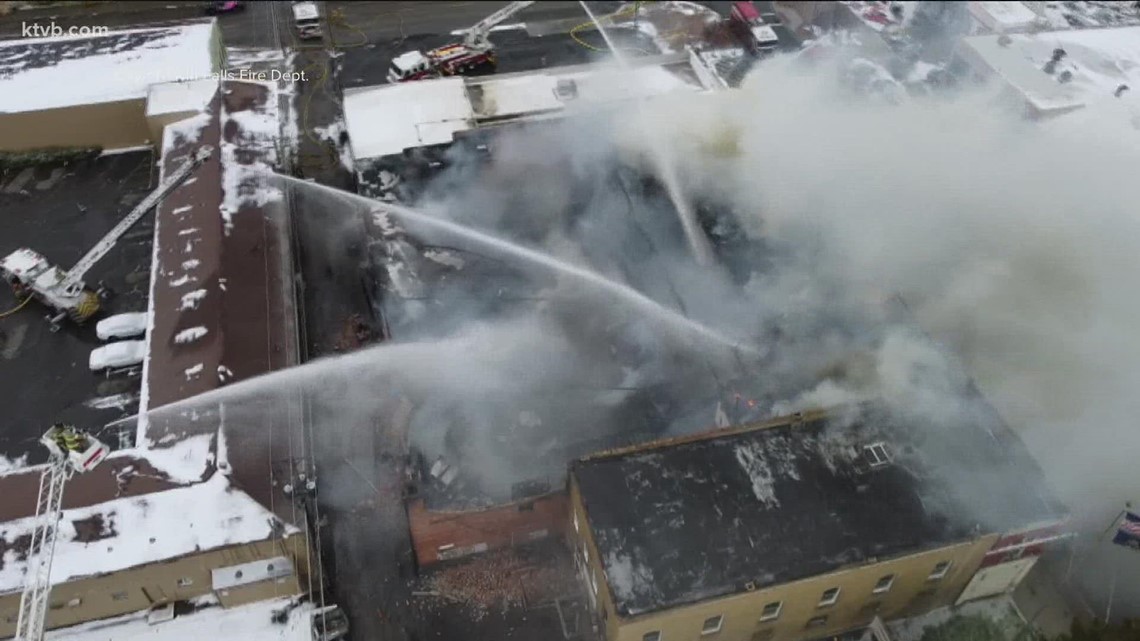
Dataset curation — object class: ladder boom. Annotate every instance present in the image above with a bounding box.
[463,1,535,48]
[62,145,214,290]
[14,458,72,641]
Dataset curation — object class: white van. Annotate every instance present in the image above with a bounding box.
[293,2,322,40]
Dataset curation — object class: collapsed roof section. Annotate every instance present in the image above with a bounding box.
[572,403,1067,617]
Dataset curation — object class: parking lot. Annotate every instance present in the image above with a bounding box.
[0,150,156,464]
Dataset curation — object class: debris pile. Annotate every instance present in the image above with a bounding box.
[421,546,578,619]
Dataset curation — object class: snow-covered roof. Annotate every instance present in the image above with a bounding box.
[0,21,218,113]
[344,77,474,160]
[960,25,1140,114]
[969,1,1040,33]
[0,471,296,593]
[345,62,699,160]
[46,597,317,641]
[146,78,221,117]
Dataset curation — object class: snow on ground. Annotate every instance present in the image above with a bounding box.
[0,22,216,113]
[0,473,295,592]
[185,363,205,380]
[174,326,208,344]
[314,120,355,172]
[84,392,140,411]
[1041,0,1140,31]
[887,594,1026,641]
[46,597,316,641]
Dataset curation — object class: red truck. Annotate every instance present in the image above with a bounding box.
[730,1,780,55]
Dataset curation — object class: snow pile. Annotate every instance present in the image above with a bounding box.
[174,326,209,344]
[185,363,205,380]
[180,288,208,311]
[603,550,654,604]
[0,473,295,591]
[0,22,217,113]
[140,432,214,483]
[343,77,474,160]
[45,596,314,641]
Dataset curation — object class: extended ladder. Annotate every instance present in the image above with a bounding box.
[60,145,215,291]
[14,457,73,641]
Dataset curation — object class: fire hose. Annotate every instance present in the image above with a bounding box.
[0,296,31,319]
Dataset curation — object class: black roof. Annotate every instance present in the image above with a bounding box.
[572,402,1067,617]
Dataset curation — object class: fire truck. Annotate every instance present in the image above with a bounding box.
[387,1,535,83]
[0,146,212,331]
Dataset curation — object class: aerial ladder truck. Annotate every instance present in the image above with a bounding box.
[0,145,214,331]
[15,425,109,641]
[387,1,536,82]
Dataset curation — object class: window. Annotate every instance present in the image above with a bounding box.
[177,577,193,587]
[643,633,661,641]
[67,598,82,608]
[928,561,952,580]
[702,615,724,635]
[111,591,128,601]
[873,574,895,594]
[818,587,841,607]
[806,615,828,629]
[759,601,782,622]
[863,442,892,467]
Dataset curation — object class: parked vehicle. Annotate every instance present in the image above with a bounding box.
[96,312,148,341]
[89,340,147,372]
[293,2,323,40]
[311,605,349,641]
[205,1,245,15]
[388,1,534,82]
[730,1,779,55]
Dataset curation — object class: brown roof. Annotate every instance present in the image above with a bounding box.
[143,80,301,524]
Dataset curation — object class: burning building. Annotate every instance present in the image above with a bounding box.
[568,404,1068,641]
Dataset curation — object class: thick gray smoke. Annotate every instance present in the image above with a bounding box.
[623,52,1140,610]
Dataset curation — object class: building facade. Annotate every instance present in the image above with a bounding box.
[569,406,1067,641]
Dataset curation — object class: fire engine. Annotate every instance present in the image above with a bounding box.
[387,1,535,83]
[0,146,212,331]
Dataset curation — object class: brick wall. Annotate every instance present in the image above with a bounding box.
[408,493,569,566]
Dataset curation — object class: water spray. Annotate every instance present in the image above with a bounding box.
[578,0,715,266]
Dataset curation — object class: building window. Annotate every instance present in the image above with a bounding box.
[873,574,895,594]
[702,615,724,635]
[806,615,828,629]
[863,442,892,467]
[759,601,782,622]
[928,561,952,580]
[643,633,661,641]
[177,577,193,587]
[818,587,841,607]
[67,598,82,608]
[111,591,128,601]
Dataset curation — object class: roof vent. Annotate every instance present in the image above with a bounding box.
[554,78,579,101]
[1057,70,1073,83]
[862,442,893,469]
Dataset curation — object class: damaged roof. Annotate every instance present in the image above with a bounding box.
[0,21,217,113]
[572,403,1066,617]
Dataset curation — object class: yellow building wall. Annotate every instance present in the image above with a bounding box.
[569,480,999,641]
[0,534,309,637]
[0,99,152,153]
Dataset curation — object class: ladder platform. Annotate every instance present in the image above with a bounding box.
[41,425,108,474]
